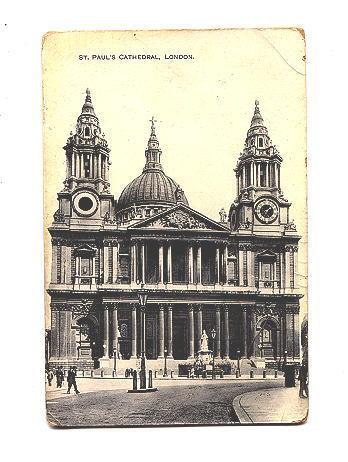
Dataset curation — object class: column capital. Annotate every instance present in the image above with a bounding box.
[223,305,229,312]
[159,303,165,311]
[196,303,202,312]
[104,302,119,310]
[215,304,221,312]
[167,304,173,311]
[188,303,195,311]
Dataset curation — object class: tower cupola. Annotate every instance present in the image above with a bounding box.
[63,89,111,194]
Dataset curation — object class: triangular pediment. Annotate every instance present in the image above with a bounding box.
[128,205,229,232]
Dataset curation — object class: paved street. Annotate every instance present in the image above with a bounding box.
[46,377,284,427]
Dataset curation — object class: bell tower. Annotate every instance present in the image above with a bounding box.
[51,89,116,231]
[63,88,111,193]
[229,100,297,236]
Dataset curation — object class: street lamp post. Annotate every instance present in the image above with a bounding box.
[138,286,149,389]
[163,348,168,377]
[113,347,117,376]
[237,349,241,377]
[211,328,216,380]
[284,349,288,368]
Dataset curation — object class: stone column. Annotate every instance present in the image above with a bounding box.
[238,247,244,286]
[294,247,299,289]
[103,306,109,357]
[112,244,118,283]
[223,306,230,359]
[167,305,173,358]
[158,243,164,284]
[188,305,194,358]
[247,246,254,287]
[71,151,75,177]
[141,242,146,284]
[223,244,228,284]
[131,242,136,283]
[112,304,118,352]
[167,243,172,284]
[196,305,203,352]
[215,305,221,358]
[242,306,248,357]
[89,155,93,178]
[265,162,269,186]
[285,246,291,288]
[158,305,165,358]
[197,244,202,284]
[215,246,220,283]
[286,308,294,358]
[51,241,58,283]
[50,306,59,358]
[59,309,68,359]
[188,244,194,284]
[98,153,102,178]
[103,242,109,284]
[250,309,257,357]
[131,304,137,358]
[66,309,73,358]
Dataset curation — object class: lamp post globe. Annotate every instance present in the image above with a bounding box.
[211,329,216,379]
[237,349,241,376]
[164,347,168,377]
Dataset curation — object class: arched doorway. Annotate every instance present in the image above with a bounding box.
[258,318,278,360]
[75,317,101,366]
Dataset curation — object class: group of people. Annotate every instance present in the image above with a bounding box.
[46,366,80,394]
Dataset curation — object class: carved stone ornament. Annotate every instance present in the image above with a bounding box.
[239,217,252,229]
[254,302,282,317]
[284,219,297,231]
[71,299,95,317]
[53,210,65,223]
[158,211,207,230]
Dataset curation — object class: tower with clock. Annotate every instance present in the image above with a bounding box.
[229,100,295,236]
[53,89,116,232]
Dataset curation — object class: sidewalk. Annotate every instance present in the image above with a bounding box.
[233,384,308,424]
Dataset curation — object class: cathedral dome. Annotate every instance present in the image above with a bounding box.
[117,118,188,214]
[118,170,188,210]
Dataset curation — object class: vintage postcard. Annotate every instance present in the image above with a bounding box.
[43,28,308,427]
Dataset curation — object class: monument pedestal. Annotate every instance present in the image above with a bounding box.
[197,349,213,365]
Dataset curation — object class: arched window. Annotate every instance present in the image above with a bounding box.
[85,126,90,136]
[259,138,263,147]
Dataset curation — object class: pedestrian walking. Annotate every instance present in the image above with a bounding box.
[298,362,308,398]
[46,370,53,386]
[67,366,80,394]
[56,366,64,388]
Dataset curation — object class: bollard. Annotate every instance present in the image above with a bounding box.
[187,370,190,378]
[154,371,157,378]
[82,370,85,377]
[236,370,239,378]
[139,370,146,389]
[274,370,278,378]
[171,370,174,379]
[112,370,116,378]
[91,370,94,377]
[101,370,104,378]
[148,370,153,389]
[133,370,138,390]
[220,371,224,379]
[250,370,254,379]
[263,370,266,379]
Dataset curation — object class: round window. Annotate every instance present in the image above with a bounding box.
[78,196,93,212]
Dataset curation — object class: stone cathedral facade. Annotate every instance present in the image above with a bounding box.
[47,90,302,371]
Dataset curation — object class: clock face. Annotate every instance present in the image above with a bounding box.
[73,191,98,217]
[255,199,278,224]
